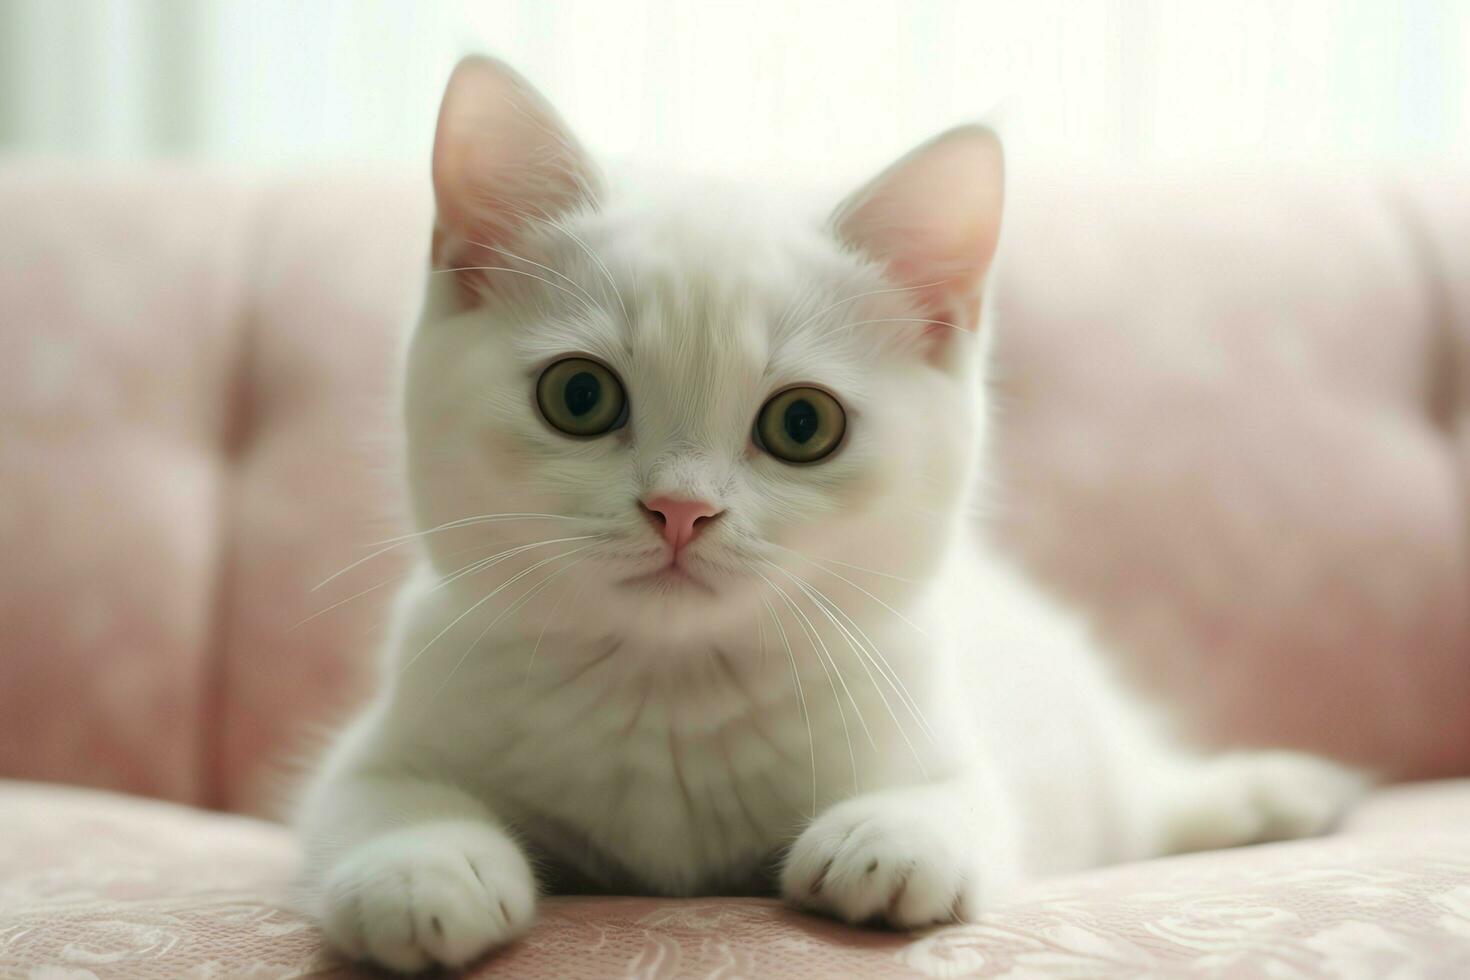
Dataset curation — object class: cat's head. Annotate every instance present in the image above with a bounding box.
[405,57,1004,643]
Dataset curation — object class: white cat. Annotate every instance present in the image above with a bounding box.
[296,56,1365,973]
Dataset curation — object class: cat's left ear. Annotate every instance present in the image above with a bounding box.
[833,126,1004,339]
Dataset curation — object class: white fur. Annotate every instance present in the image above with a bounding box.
[296,62,1364,973]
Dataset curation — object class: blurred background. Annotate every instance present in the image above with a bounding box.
[2,0,1467,178]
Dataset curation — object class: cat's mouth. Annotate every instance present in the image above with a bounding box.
[620,562,716,595]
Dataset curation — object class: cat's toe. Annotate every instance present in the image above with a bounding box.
[782,796,987,929]
[320,821,536,973]
[1242,751,1370,840]
[1164,751,1371,853]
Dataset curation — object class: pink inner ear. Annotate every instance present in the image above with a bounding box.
[430,57,599,295]
[835,126,1005,333]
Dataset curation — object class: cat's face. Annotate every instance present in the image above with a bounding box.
[405,57,1003,643]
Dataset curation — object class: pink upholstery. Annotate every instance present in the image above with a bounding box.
[5,779,1470,978]
[0,168,429,812]
[992,169,1470,777]
[1,166,1468,975]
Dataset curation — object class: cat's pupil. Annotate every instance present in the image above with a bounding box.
[784,399,819,444]
[563,372,601,417]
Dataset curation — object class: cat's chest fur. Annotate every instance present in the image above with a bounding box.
[402,620,945,895]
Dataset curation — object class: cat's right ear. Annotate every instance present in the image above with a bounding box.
[430,56,600,299]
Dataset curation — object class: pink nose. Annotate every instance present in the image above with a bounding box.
[641,495,724,552]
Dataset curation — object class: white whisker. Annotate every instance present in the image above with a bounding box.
[780,279,944,337]
[515,210,631,326]
[770,561,937,759]
[312,513,584,592]
[399,542,598,678]
[293,575,401,632]
[756,588,817,818]
[765,543,915,584]
[770,546,928,638]
[770,566,918,740]
[818,316,964,340]
[367,513,586,548]
[466,239,604,314]
[429,535,600,593]
[293,541,508,632]
[522,573,590,691]
[436,551,593,702]
[811,587,937,744]
[431,264,597,312]
[753,565,866,792]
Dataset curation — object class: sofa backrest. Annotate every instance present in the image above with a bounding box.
[0,169,427,812]
[0,166,1465,816]
[991,169,1470,778]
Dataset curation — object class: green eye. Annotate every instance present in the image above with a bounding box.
[536,358,628,437]
[755,387,846,463]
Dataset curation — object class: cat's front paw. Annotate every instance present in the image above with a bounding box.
[319,821,536,973]
[781,789,1010,929]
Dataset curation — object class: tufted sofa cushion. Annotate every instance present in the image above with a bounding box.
[0,170,254,806]
[0,168,429,813]
[0,166,1466,819]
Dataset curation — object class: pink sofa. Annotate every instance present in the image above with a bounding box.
[2,165,1468,977]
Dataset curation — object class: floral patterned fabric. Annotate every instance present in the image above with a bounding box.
[4,780,1470,979]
